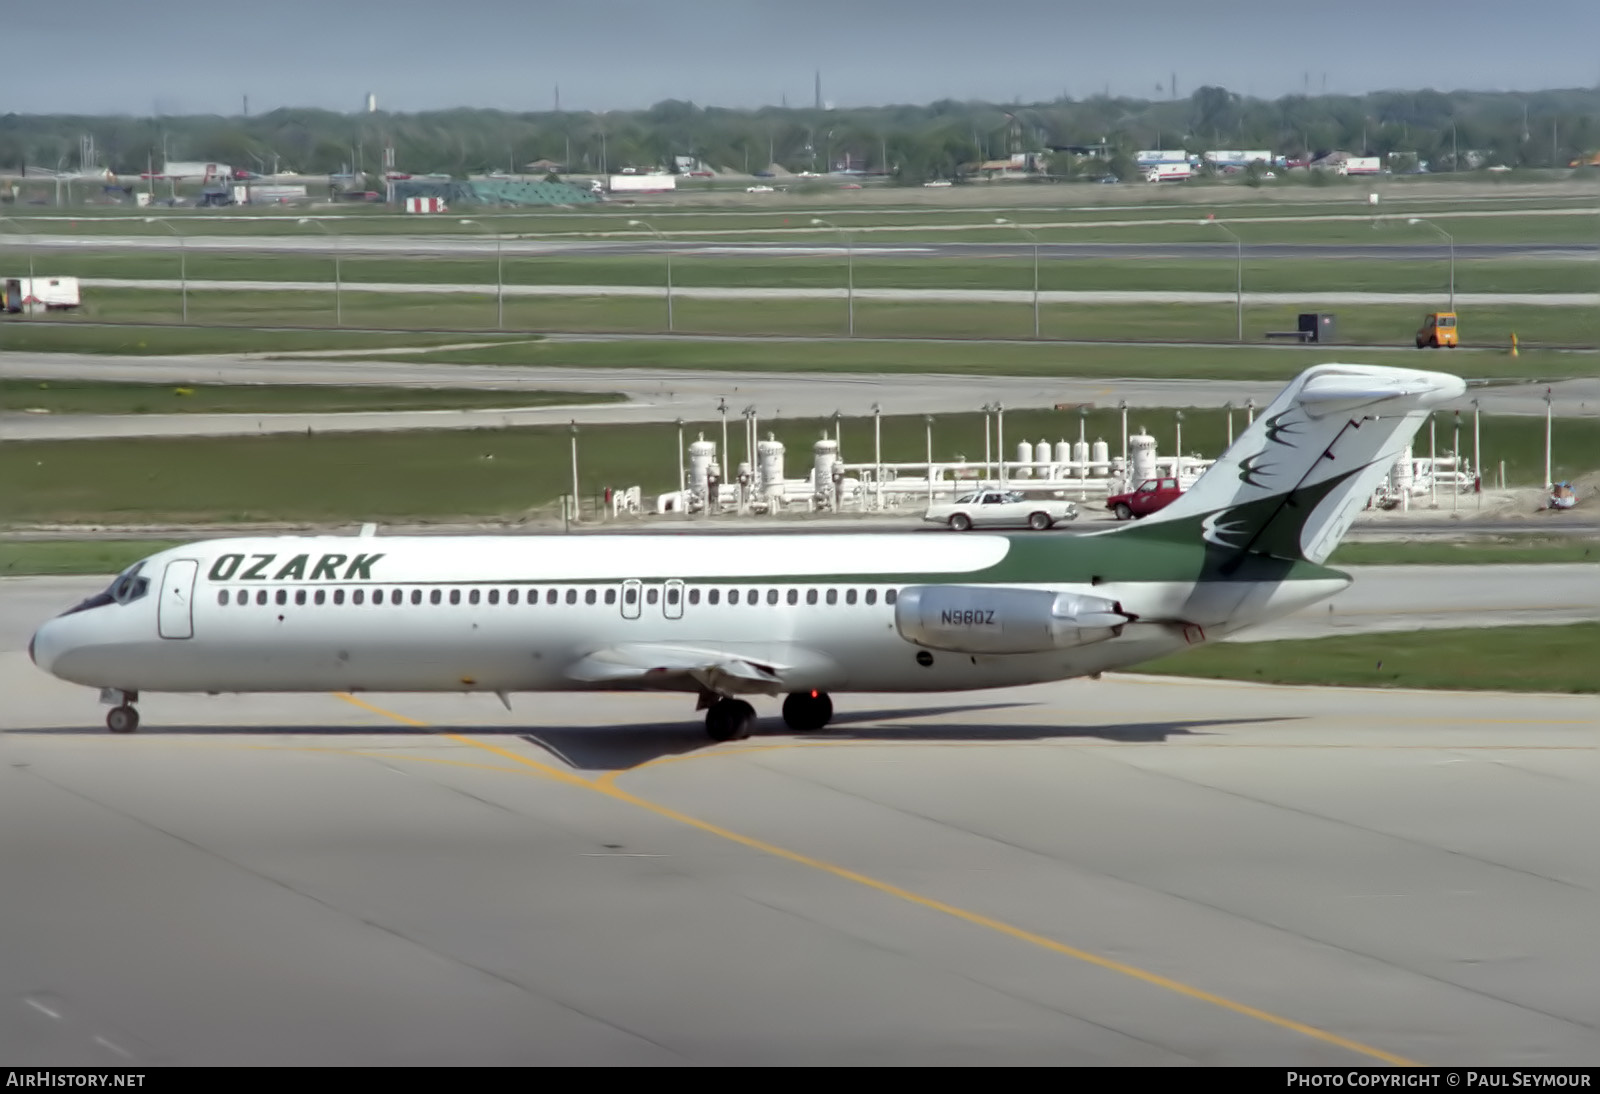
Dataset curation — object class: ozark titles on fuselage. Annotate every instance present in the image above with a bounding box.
[207,552,385,583]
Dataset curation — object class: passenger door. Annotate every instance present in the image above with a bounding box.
[157,559,199,639]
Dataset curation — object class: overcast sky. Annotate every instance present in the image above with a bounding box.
[3,1,1596,116]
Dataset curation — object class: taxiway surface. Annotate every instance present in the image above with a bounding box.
[2,632,1595,1065]
[4,355,1594,441]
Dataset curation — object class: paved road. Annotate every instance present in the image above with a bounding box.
[2,572,1594,1065]
[3,355,1594,441]
[61,276,1600,308]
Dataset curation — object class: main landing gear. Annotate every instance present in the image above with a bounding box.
[705,698,757,742]
[102,689,140,733]
[782,690,833,733]
[702,691,834,742]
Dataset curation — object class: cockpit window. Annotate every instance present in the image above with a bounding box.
[62,561,150,616]
[109,562,152,604]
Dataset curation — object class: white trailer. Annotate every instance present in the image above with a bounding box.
[608,174,675,192]
[1144,163,1192,182]
[150,162,233,180]
[4,276,80,312]
[1345,156,1382,175]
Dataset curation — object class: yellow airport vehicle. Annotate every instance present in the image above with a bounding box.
[1416,311,1458,348]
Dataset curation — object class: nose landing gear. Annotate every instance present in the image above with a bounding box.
[100,689,140,733]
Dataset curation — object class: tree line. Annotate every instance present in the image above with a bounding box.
[1,87,1596,182]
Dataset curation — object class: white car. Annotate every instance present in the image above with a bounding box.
[923,179,952,187]
[923,490,1077,531]
[746,185,774,193]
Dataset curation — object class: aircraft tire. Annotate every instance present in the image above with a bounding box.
[782,691,833,732]
[106,705,139,734]
[706,698,755,742]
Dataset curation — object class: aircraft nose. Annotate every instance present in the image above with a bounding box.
[28,619,60,674]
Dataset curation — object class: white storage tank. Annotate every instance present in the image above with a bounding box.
[757,434,785,495]
[1035,440,1051,467]
[1054,440,1072,465]
[812,438,839,492]
[1390,445,1414,495]
[1129,433,1158,484]
[1091,439,1109,473]
[1014,440,1033,478]
[688,436,717,498]
[1073,439,1090,476]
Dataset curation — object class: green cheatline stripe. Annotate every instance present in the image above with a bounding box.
[200,532,1343,588]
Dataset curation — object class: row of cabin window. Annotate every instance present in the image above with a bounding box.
[216,586,900,608]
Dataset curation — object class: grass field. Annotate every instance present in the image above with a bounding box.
[1136,622,1597,693]
[3,408,1593,524]
[0,380,620,415]
[16,287,1598,353]
[0,540,187,577]
[0,323,527,356]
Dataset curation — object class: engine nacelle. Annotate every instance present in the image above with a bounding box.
[894,586,1135,655]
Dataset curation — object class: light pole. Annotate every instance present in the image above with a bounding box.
[144,218,187,322]
[742,406,756,510]
[0,217,36,294]
[676,417,686,513]
[458,218,504,329]
[1453,409,1461,513]
[1203,217,1243,341]
[717,398,729,479]
[1174,410,1184,480]
[995,402,1006,488]
[1472,397,1482,508]
[1224,400,1235,448]
[296,218,341,325]
[1429,413,1438,508]
[1408,217,1455,312]
[1544,387,1553,491]
[627,219,673,332]
[1118,399,1128,467]
[982,403,994,484]
[925,415,934,503]
[995,217,1040,338]
[872,402,882,510]
[811,217,853,335]
[569,421,581,524]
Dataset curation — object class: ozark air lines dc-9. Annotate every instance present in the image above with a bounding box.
[29,364,1465,742]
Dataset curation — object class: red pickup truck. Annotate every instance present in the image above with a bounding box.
[1106,477,1182,520]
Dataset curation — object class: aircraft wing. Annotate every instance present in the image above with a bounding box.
[564,643,833,696]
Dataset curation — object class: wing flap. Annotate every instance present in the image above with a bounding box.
[564,643,822,695]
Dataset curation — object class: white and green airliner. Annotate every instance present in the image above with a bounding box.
[30,363,1465,741]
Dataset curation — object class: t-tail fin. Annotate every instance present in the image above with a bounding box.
[1132,364,1466,564]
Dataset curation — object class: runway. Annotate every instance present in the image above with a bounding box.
[2,572,1595,1064]
[4,354,1594,441]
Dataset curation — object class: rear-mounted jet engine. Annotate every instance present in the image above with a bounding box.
[894,586,1137,655]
